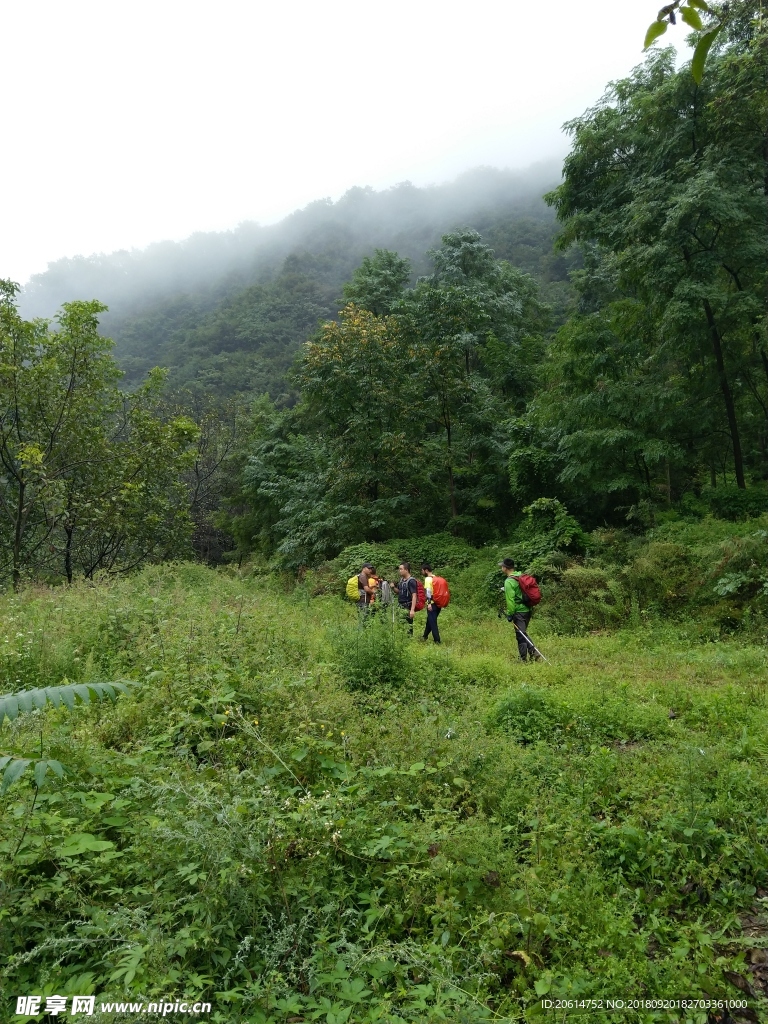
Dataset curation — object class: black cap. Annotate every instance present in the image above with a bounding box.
[499,558,515,569]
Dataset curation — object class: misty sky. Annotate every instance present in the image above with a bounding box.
[3,0,686,284]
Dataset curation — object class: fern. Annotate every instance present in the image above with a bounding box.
[0,680,138,794]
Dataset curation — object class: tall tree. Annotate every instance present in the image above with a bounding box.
[399,231,548,532]
[0,281,196,586]
[547,32,768,491]
[342,250,412,316]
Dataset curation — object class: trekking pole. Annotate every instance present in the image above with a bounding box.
[511,620,549,664]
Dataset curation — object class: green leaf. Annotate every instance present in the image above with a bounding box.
[534,976,552,996]
[58,685,76,711]
[691,24,722,83]
[17,691,35,714]
[0,695,19,723]
[56,832,115,856]
[31,689,50,710]
[687,0,711,10]
[644,20,669,49]
[47,759,65,778]
[33,760,49,788]
[680,6,704,30]
[2,758,31,794]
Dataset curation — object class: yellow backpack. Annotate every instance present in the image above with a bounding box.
[346,575,361,601]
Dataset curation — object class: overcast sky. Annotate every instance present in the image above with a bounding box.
[2,0,685,284]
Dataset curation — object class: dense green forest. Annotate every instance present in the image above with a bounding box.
[2,3,768,1021]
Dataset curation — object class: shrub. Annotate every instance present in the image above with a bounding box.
[491,686,666,746]
[331,615,412,692]
[707,485,768,522]
[625,541,699,611]
[543,566,627,633]
[492,685,564,743]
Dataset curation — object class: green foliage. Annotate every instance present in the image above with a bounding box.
[0,755,64,795]
[514,498,586,562]
[491,684,665,746]
[0,680,136,725]
[230,230,551,563]
[331,616,412,693]
[0,680,138,795]
[542,25,768,509]
[0,283,197,586]
[643,0,725,85]
[544,566,628,633]
[342,249,412,315]
[334,534,477,580]
[1,563,767,1019]
[708,484,768,522]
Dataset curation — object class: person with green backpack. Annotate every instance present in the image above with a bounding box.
[499,557,542,662]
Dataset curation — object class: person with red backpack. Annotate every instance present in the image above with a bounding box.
[500,557,541,662]
[420,562,450,644]
[397,562,423,635]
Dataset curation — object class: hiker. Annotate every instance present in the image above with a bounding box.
[397,562,419,635]
[367,571,381,609]
[499,557,539,662]
[420,562,450,644]
[346,563,377,612]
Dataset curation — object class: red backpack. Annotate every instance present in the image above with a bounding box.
[414,579,427,612]
[513,574,541,607]
[431,576,451,608]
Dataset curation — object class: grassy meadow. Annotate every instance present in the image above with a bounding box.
[1,558,767,1024]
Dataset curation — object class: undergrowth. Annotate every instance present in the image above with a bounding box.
[0,561,766,1023]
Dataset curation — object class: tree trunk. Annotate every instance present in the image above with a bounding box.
[64,524,74,585]
[446,421,457,521]
[702,299,746,488]
[12,479,25,591]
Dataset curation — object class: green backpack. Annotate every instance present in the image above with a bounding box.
[346,575,361,601]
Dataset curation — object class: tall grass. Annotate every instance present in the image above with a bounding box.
[0,562,766,1022]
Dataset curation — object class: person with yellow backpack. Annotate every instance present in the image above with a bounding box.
[345,564,377,612]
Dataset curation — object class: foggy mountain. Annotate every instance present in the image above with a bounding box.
[20,162,569,397]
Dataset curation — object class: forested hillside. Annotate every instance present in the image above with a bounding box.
[2,5,768,1021]
[19,164,570,398]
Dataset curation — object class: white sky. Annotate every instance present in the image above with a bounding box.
[2,0,685,284]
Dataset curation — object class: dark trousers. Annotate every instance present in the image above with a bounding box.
[512,612,535,660]
[423,604,441,643]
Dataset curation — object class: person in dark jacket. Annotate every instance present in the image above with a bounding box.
[500,557,538,661]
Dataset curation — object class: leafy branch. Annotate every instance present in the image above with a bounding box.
[0,680,138,794]
[644,1,726,83]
